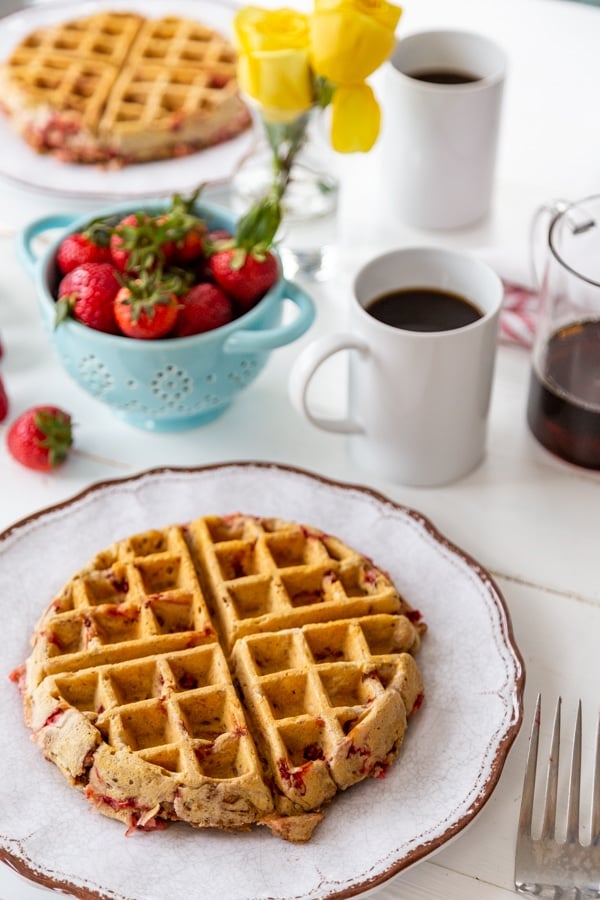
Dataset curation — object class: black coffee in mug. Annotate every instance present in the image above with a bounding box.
[407,68,481,85]
[365,287,483,332]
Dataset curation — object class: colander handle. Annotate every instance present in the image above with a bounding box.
[223,279,315,353]
[17,214,79,277]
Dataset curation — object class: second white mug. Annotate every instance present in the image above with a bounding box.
[289,246,503,487]
[380,29,507,230]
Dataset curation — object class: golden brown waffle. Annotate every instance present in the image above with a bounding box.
[233,617,423,820]
[18,515,426,842]
[0,11,250,165]
[126,15,238,71]
[0,47,116,133]
[16,11,144,67]
[186,515,412,649]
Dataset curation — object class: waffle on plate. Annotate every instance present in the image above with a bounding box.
[16,514,426,843]
[0,10,251,165]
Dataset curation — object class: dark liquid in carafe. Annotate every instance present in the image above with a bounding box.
[407,68,480,85]
[366,287,483,332]
[526,319,600,469]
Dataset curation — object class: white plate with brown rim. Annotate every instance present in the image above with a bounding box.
[0,462,524,900]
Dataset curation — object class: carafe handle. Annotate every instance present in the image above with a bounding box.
[529,198,596,290]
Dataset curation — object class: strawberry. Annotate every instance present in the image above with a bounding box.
[113,273,181,339]
[56,262,120,334]
[0,375,8,423]
[7,406,73,471]
[171,225,206,265]
[207,193,279,311]
[109,212,182,273]
[201,229,234,264]
[209,248,278,311]
[172,283,234,337]
[56,221,113,274]
[159,189,208,265]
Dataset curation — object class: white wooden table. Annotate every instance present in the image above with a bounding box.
[1,0,599,897]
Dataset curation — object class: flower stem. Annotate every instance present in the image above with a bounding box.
[264,112,311,202]
[235,111,311,252]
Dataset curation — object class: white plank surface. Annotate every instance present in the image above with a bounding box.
[1,0,600,897]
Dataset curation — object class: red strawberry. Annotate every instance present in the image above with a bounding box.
[56,262,120,334]
[171,225,206,265]
[114,275,180,340]
[209,248,278,311]
[110,212,174,273]
[206,192,280,311]
[172,283,234,337]
[56,221,113,274]
[0,375,8,423]
[154,215,205,266]
[7,406,73,471]
[158,189,208,265]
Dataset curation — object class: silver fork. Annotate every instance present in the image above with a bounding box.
[515,695,600,898]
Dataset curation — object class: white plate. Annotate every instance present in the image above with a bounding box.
[0,463,524,900]
[0,0,255,199]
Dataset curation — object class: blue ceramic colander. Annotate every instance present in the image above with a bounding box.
[17,199,315,432]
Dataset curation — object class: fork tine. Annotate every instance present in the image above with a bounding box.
[518,693,541,838]
[592,712,600,845]
[541,696,561,840]
[566,700,582,843]
[516,699,600,898]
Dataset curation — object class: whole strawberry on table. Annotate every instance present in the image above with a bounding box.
[0,372,8,424]
[7,406,73,471]
[53,190,281,341]
[0,332,8,423]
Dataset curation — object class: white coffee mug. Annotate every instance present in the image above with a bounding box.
[289,246,503,487]
[381,29,507,230]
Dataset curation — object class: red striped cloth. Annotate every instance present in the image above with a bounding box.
[499,280,539,348]
[473,247,539,348]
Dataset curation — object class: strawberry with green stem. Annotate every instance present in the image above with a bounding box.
[7,406,73,471]
[208,97,334,307]
[158,189,208,265]
[56,262,121,334]
[109,213,175,273]
[56,219,114,274]
[113,270,189,339]
[109,191,208,274]
[208,194,280,311]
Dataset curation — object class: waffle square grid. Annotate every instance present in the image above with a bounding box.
[20,514,425,842]
[0,11,251,163]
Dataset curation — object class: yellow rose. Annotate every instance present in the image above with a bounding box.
[234,7,314,121]
[310,0,402,85]
[330,83,381,152]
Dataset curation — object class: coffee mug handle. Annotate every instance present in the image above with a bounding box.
[289,333,368,434]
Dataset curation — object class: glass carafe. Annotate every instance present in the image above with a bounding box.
[527,195,600,469]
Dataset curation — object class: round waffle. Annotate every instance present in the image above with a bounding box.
[0,11,251,165]
[16,514,426,842]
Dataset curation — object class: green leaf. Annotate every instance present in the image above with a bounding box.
[35,410,73,467]
[54,296,74,328]
[235,196,282,253]
[314,76,336,109]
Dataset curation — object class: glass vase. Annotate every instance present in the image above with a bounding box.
[231,108,339,281]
